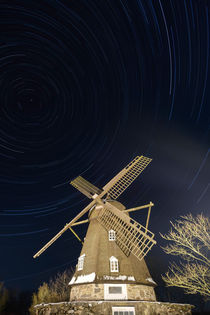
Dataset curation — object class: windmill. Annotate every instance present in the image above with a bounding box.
[33,156,157,303]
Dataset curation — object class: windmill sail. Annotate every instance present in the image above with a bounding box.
[104,156,152,200]
[97,202,156,261]
[34,155,154,259]
[71,176,102,199]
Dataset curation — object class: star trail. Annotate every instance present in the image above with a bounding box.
[0,0,209,308]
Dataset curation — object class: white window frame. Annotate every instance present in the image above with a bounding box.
[109,256,119,272]
[104,284,127,300]
[109,229,116,241]
[77,254,85,271]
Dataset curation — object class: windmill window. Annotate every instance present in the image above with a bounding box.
[77,254,85,271]
[109,286,122,294]
[109,230,116,241]
[109,256,119,272]
[104,284,127,300]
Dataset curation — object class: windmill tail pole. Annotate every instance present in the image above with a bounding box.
[33,197,101,258]
[33,223,72,258]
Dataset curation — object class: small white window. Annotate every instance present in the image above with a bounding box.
[77,254,85,271]
[104,284,127,300]
[109,256,119,272]
[109,230,116,241]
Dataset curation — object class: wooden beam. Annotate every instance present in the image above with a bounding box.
[145,206,152,231]
[123,202,154,213]
[33,192,107,258]
[69,227,83,244]
[72,219,89,226]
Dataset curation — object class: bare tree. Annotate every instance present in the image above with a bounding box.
[29,268,73,314]
[29,282,51,314]
[161,213,210,300]
[49,269,72,302]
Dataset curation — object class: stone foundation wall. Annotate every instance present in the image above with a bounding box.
[70,283,104,301]
[70,283,156,301]
[127,284,156,301]
[35,301,193,315]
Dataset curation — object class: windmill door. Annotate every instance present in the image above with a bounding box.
[112,306,135,315]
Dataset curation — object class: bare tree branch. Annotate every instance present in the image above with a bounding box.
[161,214,210,300]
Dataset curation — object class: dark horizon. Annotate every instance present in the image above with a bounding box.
[0,0,209,312]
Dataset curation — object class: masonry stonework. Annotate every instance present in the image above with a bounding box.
[70,283,104,301]
[70,283,156,301]
[35,301,193,315]
[127,284,156,301]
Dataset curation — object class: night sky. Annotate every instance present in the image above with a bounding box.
[0,0,209,304]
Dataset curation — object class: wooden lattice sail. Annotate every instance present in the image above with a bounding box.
[97,202,156,260]
[105,156,152,200]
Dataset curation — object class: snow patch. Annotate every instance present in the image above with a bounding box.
[35,302,70,307]
[70,274,136,285]
[69,272,96,285]
[146,277,156,285]
[80,253,85,258]
[69,276,76,285]
[103,275,135,281]
[128,276,135,281]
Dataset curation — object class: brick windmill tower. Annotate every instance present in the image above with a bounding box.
[34,156,157,314]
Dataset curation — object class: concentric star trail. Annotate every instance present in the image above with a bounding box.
[0,1,209,296]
